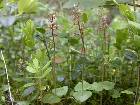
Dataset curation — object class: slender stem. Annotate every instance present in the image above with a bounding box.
[103,29,106,54]
[50,15,57,93]
[52,28,56,89]
[69,47,72,81]
[100,92,103,105]
[77,21,85,91]
[1,50,14,105]
[135,63,140,104]
[133,0,136,12]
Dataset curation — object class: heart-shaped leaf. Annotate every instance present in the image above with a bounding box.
[100,81,115,90]
[73,91,92,102]
[89,82,103,92]
[42,94,61,104]
[74,81,91,91]
[52,86,68,97]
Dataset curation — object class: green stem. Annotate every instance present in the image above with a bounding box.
[135,61,140,104]
[52,28,56,93]
[69,47,72,81]
[77,21,85,92]
[133,0,136,12]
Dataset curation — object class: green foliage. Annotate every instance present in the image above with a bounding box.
[73,91,92,102]
[89,82,104,92]
[42,94,61,104]
[23,20,35,47]
[0,0,140,105]
[121,90,134,95]
[74,81,91,91]
[52,86,68,97]
[136,102,140,105]
[26,58,51,78]
[26,58,39,73]
[82,13,88,23]
[111,90,121,98]
[18,0,39,14]
[89,81,115,91]
[16,101,30,105]
[115,28,128,49]
[119,4,135,21]
[111,16,128,30]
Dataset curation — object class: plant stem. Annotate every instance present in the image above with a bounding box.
[135,62,140,104]
[77,21,85,92]
[133,0,136,12]
[69,47,72,81]
[1,50,14,105]
[51,18,57,93]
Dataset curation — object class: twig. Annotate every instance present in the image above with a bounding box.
[1,50,14,105]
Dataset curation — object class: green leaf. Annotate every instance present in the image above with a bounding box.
[42,94,61,104]
[111,57,122,68]
[22,86,35,97]
[18,0,39,14]
[23,20,35,47]
[26,66,38,73]
[119,4,135,21]
[128,21,140,30]
[100,81,115,90]
[89,81,115,91]
[82,13,88,23]
[128,21,140,34]
[133,35,140,48]
[2,85,9,91]
[121,90,134,95]
[41,61,51,71]
[136,102,140,105]
[22,83,35,89]
[36,27,46,34]
[52,86,68,97]
[111,90,121,98]
[39,86,46,91]
[16,101,30,105]
[68,37,79,46]
[111,16,128,31]
[40,67,51,78]
[73,91,92,102]
[89,82,103,92]
[115,28,128,49]
[74,81,91,91]
[33,58,39,69]
[0,0,4,9]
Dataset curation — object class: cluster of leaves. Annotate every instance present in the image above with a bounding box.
[0,0,140,105]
